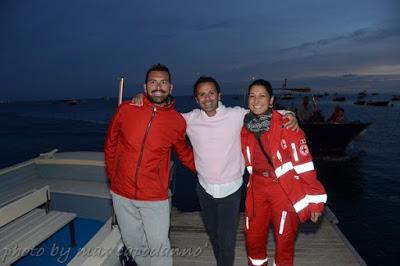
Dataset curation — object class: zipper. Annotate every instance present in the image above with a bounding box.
[133,106,157,198]
[156,164,165,192]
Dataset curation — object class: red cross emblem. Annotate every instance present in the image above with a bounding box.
[300,144,309,155]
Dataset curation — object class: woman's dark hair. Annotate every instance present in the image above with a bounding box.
[145,63,171,83]
[247,79,273,97]
[193,76,220,97]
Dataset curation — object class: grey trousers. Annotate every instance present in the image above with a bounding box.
[111,191,172,266]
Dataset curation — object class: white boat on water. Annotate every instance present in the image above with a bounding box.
[0,150,122,266]
[0,150,366,266]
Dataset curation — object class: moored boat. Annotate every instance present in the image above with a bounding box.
[0,151,119,266]
[354,100,366,105]
[278,94,295,100]
[333,96,346,102]
[357,91,367,97]
[64,99,79,105]
[301,122,371,154]
[366,100,389,107]
[391,95,400,101]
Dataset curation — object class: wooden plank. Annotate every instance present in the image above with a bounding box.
[169,208,365,266]
[0,186,49,227]
[0,178,111,204]
[0,209,76,265]
[32,178,111,199]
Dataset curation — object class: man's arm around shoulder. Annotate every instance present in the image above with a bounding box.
[172,119,196,173]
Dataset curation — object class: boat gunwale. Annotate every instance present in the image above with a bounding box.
[0,159,36,176]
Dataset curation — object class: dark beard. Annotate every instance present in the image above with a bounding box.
[147,93,171,105]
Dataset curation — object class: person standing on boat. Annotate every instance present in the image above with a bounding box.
[131,76,298,266]
[104,64,196,266]
[328,106,348,123]
[297,96,316,122]
[241,79,327,266]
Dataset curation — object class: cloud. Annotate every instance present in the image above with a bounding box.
[357,64,400,75]
[281,25,400,56]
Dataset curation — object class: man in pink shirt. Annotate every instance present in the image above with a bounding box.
[183,77,248,266]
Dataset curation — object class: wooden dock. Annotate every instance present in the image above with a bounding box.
[169,207,366,266]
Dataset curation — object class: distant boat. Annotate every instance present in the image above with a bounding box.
[333,96,346,102]
[357,91,367,97]
[279,93,295,100]
[366,100,389,107]
[356,95,365,100]
[65,99,79,105]
[301,122,371,154]
[354,100,366,105]
[284,87,311,92]
[313,94,325,98]
[391,95,400,101]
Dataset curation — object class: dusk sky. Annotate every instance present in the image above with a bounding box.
[1,0,399,100]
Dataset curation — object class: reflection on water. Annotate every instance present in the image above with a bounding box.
[315,153,366,203]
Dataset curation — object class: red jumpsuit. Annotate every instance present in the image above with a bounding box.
[241,110,327,266]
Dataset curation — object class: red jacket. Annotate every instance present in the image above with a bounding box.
[241,110,327,222]
[104,97,195,201]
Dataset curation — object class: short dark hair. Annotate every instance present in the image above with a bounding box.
[145,64,171,83]
[247,79,273,97]
[193,76,221,97]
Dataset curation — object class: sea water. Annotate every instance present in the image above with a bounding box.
[1,92,399,265]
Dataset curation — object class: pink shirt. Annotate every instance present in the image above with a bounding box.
[182,103,247,190]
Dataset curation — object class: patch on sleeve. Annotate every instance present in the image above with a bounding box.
[300,139,307,145]
[281,139,287,149]
[299,144,309,156]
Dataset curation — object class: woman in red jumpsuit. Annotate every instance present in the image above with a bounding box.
[241,79,327,266]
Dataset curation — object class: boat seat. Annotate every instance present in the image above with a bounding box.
[0,186,76,265]
[67,217,122,266]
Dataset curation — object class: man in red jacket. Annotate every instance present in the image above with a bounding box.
[104,64,196,266]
